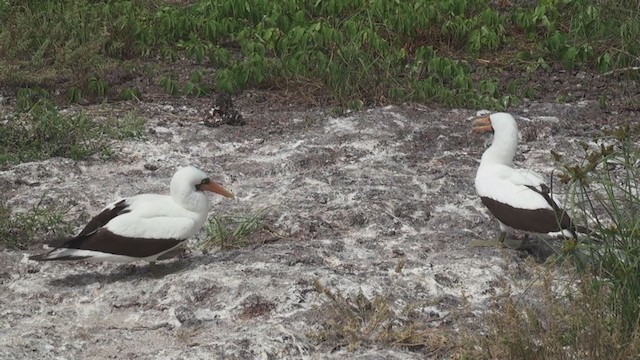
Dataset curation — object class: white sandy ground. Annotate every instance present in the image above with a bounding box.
[0,103,597,359]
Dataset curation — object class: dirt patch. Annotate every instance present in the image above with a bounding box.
[0,93,636,358]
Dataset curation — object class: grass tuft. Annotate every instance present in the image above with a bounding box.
[202,209,276,250]
[461,274,640,360]
[0,102,146,166]
[311,280,452,355]
[0,195,72,250]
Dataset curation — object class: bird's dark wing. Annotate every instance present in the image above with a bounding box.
[61,229,184,258]
[77,200,131,237]
[524,184,576,236]
[44,199,130,249]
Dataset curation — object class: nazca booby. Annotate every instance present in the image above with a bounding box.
[473,113,579,245]
[29,166,234,263]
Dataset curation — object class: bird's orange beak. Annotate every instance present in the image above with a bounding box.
[201,180,235,199]
[472,116,493,133]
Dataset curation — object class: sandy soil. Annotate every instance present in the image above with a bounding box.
[0,93,637,359]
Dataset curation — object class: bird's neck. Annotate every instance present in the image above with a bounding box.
[480,131,518,167]
[171,187,209,214]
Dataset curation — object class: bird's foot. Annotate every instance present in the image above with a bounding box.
[501,233,528,249]
[146,260,187,278]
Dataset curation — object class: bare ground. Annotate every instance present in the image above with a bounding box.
[0,91,638,359]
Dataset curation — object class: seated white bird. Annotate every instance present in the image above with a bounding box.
[473,112,581,246]
[29,166,234,263]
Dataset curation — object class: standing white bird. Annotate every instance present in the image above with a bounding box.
[473,113,580,246]
[29,166,234,263]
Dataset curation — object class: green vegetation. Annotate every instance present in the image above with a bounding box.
[556,124,640,337]
[0,100,146,165]
[462,274,640,359]
[0,196,72,249]
[203,210,271,250]
[1,0,639,107]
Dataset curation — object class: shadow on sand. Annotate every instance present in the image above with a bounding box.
[45,246,249,287]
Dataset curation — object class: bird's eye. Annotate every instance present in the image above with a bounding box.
[200,178,211,185]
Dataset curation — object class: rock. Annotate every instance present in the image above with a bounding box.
[203,93,245,128]
[174,305,202,327]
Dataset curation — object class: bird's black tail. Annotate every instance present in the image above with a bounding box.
[29,251,91,261]
[29,236,90,261]
[29,252,56,261]
[46,236,74,248]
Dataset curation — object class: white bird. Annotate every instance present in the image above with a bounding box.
[473,113,581,246]
[29,166,234,263]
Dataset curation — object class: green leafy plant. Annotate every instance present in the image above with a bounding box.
[16,87,49,112]
[0,1,148,94]
[118,87,142,101]
[87,77,109,99]
[184,70,210,97]
[159,75,180,96]
[1,0,639,107]
[178,37,210,64]
[66,86,82,104]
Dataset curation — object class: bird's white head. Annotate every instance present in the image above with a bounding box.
[171,166,234,198]
[472,112,518,135]
[473,112,519,166]
[170,166,234,212]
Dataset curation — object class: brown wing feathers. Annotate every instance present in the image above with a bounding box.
[524,184,578,238]
[77,200,130,237]
[48,200,130,247]
[29,199,183,260]
[63,230,183,257]
[43,200,130,249]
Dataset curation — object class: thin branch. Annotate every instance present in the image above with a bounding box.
[600,66,640,77]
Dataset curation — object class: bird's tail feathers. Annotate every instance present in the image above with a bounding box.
[29,248,90,262]
[29,252,58,261]
[45,236,74,248]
